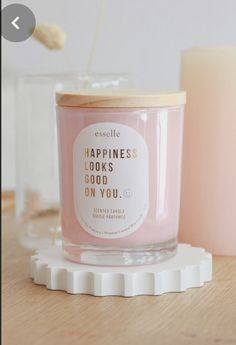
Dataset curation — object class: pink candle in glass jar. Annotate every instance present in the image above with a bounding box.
[56,91,186,266]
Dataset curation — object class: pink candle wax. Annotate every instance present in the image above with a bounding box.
[180,47,236,255]
[56,91,186,266]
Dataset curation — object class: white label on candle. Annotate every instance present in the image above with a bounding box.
[73,122,149,239]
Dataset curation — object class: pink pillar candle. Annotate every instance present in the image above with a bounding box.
[56,91,186,265]
[180,47,236,255]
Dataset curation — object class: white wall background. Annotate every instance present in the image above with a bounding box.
[2,0,236,189]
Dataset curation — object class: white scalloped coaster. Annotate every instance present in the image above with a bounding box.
[30,244,212,297]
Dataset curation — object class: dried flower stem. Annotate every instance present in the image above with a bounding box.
[86,0,106,76]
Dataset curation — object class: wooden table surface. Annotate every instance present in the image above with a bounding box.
[3,205,236,345]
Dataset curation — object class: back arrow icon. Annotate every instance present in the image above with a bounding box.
[11,16,20,30]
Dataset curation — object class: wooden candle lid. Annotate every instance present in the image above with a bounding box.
[56,90,186,108]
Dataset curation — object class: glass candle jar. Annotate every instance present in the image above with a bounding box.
[56,91,186,266]
[15,73,131,251]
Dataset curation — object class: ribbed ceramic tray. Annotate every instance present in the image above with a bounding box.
[30,244,212,297]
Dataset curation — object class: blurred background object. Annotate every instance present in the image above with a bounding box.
[180,47,236,255]
[15,73,132,250]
